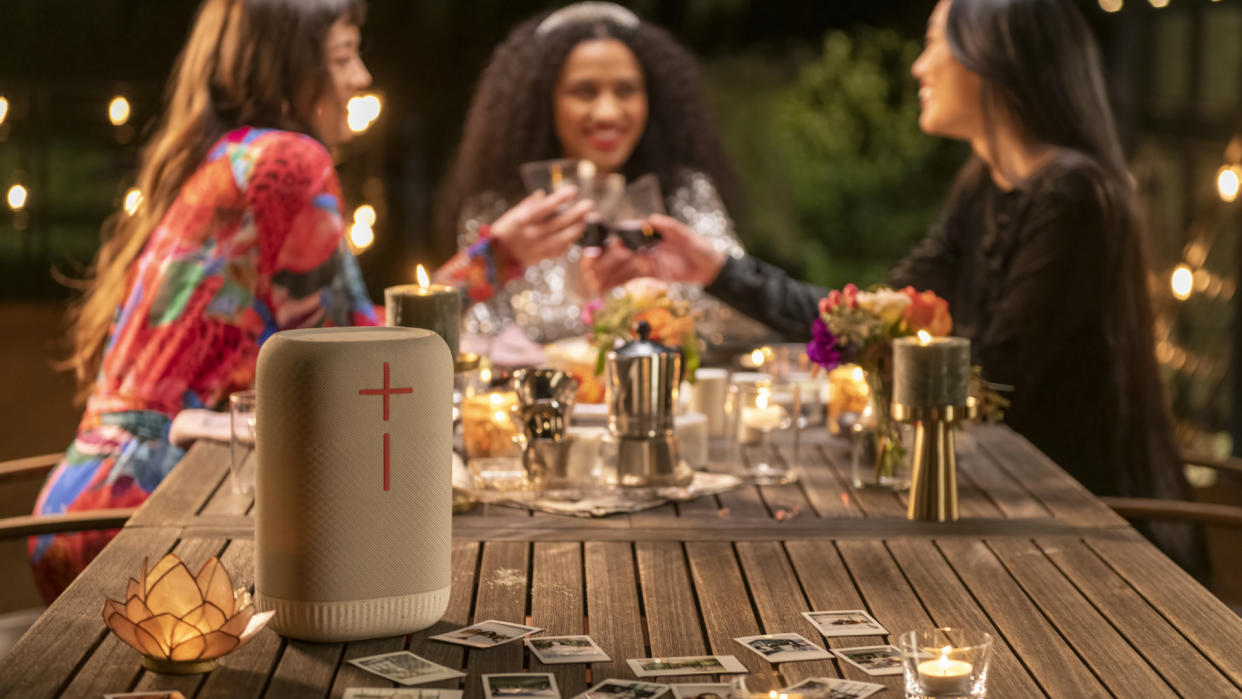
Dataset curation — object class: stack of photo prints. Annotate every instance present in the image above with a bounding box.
[341,610,902,699]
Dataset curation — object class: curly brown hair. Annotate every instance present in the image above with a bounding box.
[434,8,744,245]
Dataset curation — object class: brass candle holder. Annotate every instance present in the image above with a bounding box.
[891,401,975,522]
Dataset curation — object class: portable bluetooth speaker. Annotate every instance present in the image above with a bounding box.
[254,326,452,641]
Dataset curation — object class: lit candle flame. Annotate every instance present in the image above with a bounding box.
[940,645,952,672]
[917,330,932,344]
[417,264,430,288]
[851,366,864,382]
[757,388,769,410]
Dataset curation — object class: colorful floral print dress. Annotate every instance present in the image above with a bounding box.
[28,127,378,601]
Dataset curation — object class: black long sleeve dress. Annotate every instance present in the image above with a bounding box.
[705,156,1205,576]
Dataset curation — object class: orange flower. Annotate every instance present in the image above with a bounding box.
[634,307,692,347]
[900,286,952,336]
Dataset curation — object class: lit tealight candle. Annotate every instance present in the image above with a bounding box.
[740,388,786,443]
[917,645,973,695]
[892,331,970,408]
[385,264,461,360]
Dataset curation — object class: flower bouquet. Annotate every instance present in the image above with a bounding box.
[808,284,952,486]
[585,278,700,380]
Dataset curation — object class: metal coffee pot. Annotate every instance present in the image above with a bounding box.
[605,321,693,487]
[511,368,579,489]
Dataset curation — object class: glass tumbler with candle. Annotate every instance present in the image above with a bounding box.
[460,367,526,491]
[899,628,992,699]
[726,381,800,485]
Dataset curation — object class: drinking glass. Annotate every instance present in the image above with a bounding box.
[608,173,666,251]
[228,390,257,496]
[460,367,526,491]
[900,628,993,699]
[725,380,800,485]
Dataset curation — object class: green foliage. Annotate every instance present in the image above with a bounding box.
[711,29,966,289]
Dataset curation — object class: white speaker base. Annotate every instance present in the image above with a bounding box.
[257,585,450,642]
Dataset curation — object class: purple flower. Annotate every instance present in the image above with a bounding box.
[807,317,842,370]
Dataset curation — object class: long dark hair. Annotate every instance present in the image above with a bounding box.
[941,0,1196,546]
[66,0,364,398]
[434,7,743,245]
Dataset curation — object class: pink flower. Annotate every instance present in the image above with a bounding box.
[581,299,605,325]
[843,283,860,309]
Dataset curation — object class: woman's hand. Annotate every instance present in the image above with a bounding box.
[490,187,594,268]
[586,214,727,290]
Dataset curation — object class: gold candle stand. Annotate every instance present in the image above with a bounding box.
[891,402,975,522]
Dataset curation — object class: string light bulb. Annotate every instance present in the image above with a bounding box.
[346,94,382,133]
[1099,0,1122,12]
[348,220,374,250]
[1148,0,1169,7]
[6,184,27,211]
[123,188,142,216]
[1170,265,1193,300]
[0,97,8,126]
[108,96,130,126]
[354,204,376,228]
[1217,165,1240,203]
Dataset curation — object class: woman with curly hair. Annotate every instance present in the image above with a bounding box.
[433,1,761,344]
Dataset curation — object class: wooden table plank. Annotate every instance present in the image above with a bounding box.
[792,440,863,518]
[446,516,1128,543]
[955,435,1050,519]
[1087,536,1242,688]
[464,541,531,699]
[884,539,1043,698]
[265,639,345,699]
[584,542,646,681]
[530,542,588,697]
[636,541,710,683]
[195,538,285,699]
[817,442,907,518]
[971,426,1122,527]
[0,526,181,699]
[1037,537,1242,697]
[685,542,777,690]
[987,538,1177,697]
[733,542,842,687]
[935,539,1109,697]
[782,540,901,692]
[198,470,253,517]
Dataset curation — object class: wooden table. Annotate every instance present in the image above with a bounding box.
[4,425,1242,698]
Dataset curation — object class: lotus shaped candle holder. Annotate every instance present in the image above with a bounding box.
[101,553,273,674]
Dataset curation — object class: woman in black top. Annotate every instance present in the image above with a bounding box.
[591,0,1205,576]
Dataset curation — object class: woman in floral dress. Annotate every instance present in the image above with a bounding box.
[29,0,379,602]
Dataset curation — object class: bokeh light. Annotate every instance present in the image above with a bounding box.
[1170,265,1193,300]
[108,96,131,126]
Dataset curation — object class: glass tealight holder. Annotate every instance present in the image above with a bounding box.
[899,628,993,699]
[725,381,800,485]
[460,367,525,491]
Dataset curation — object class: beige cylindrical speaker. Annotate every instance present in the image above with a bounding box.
[254,327,452,642]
